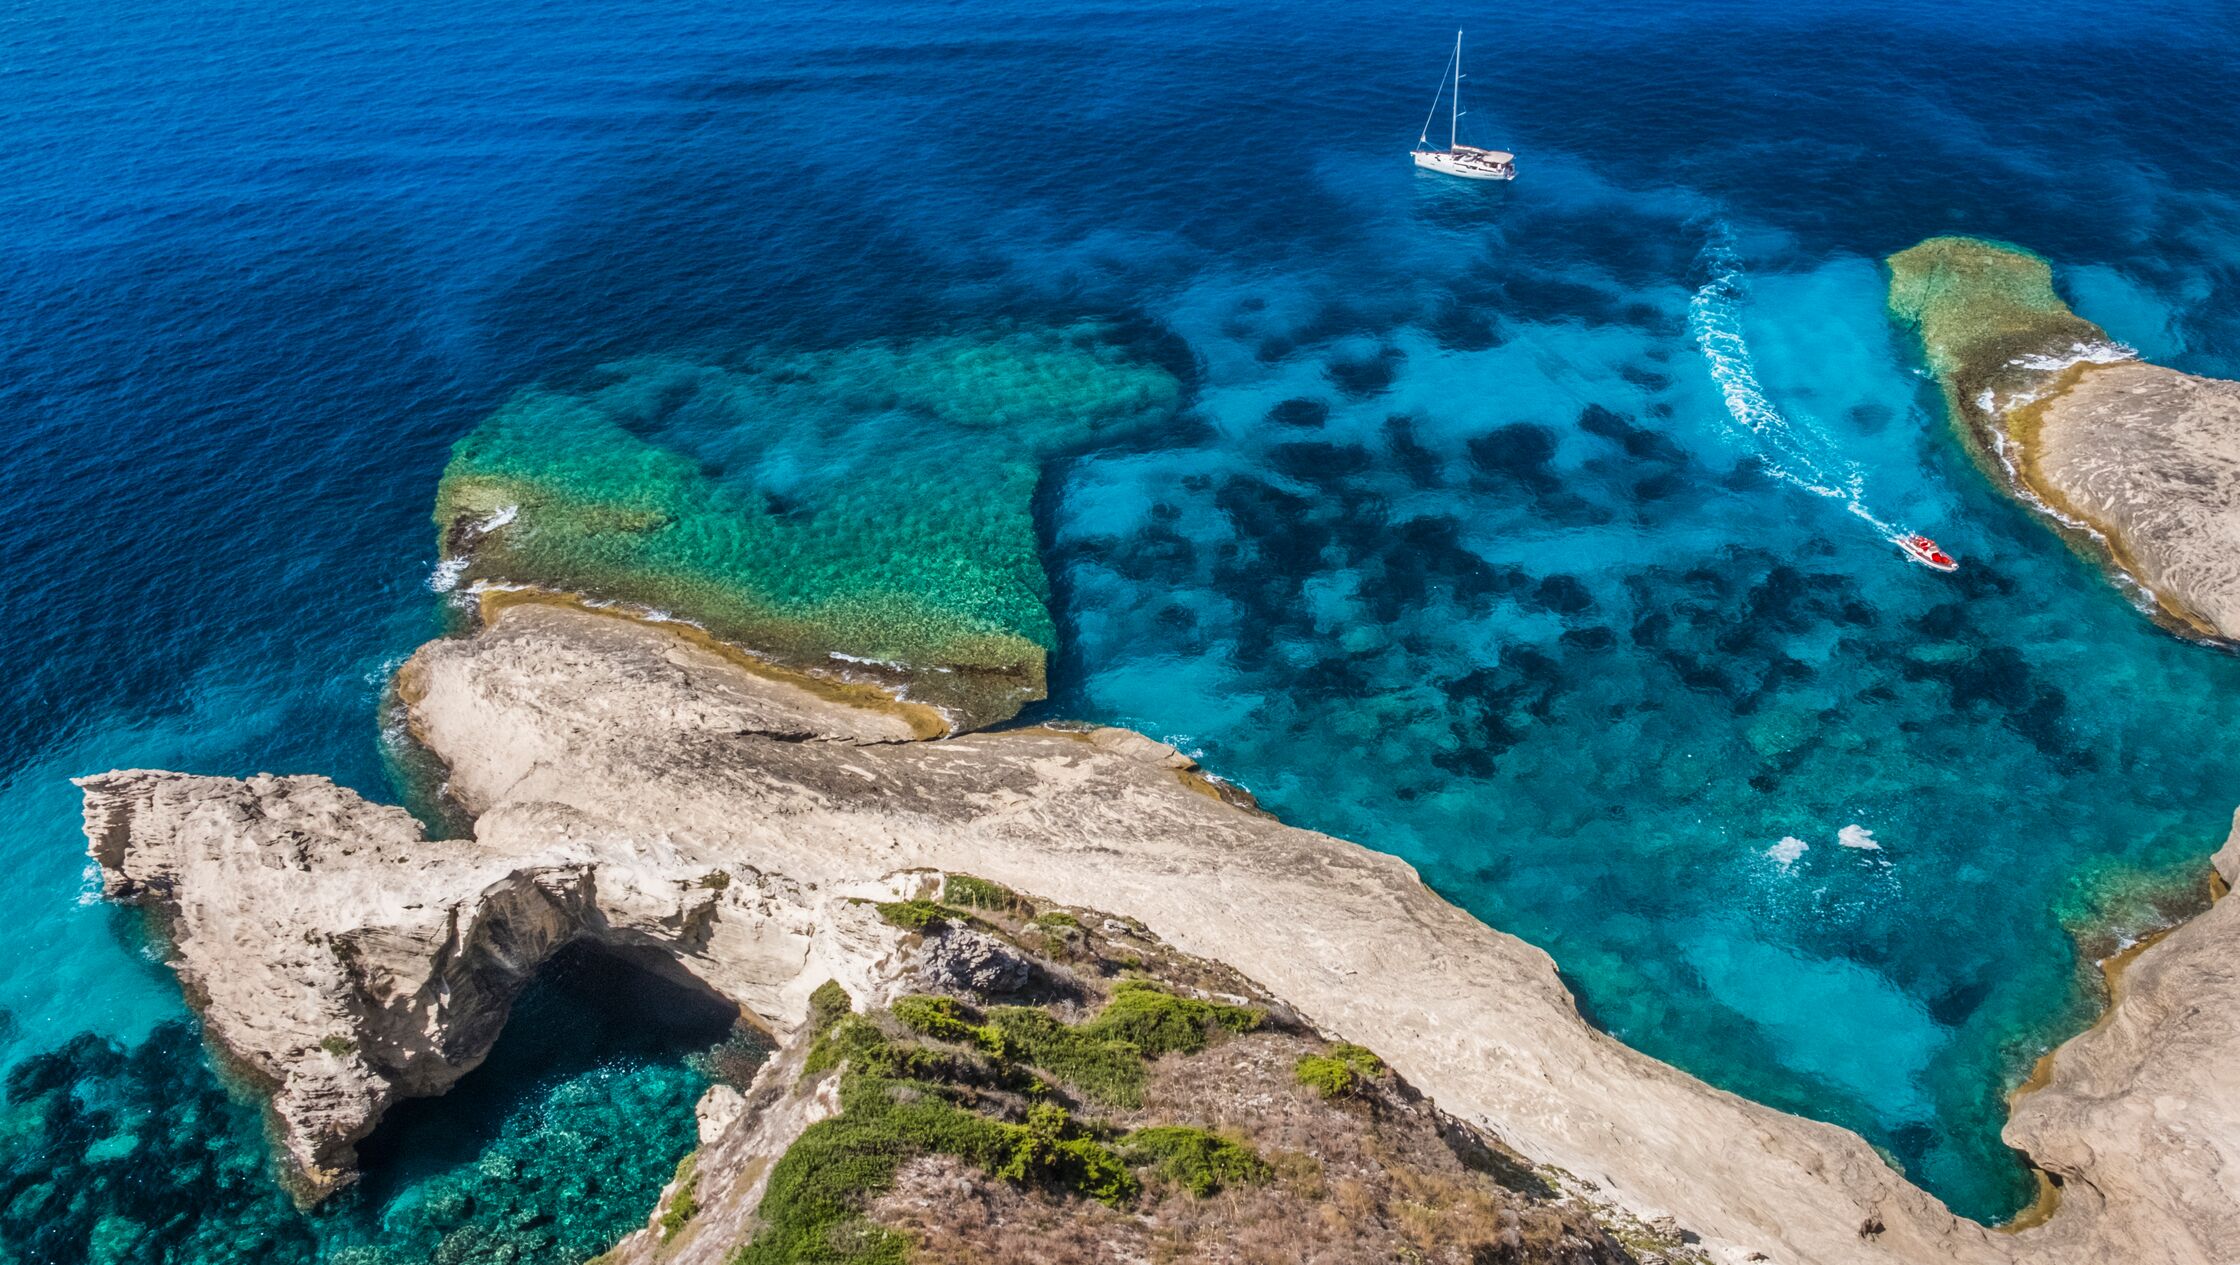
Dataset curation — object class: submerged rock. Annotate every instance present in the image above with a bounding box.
[1887,236,2240,639]
[432,322,1182,729]
[76,602,2240,1264]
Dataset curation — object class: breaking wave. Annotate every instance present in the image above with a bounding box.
[2009,340,2135,373]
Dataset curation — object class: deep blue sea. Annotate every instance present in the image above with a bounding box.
[5,0,2240,1258]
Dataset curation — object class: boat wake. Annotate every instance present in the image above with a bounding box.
[1687,233,1903,543]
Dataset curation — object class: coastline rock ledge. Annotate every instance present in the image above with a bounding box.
[79,603,2240,1265]
[1887,235,2240,639]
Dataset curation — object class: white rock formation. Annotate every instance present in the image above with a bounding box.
[2028,363,2240,638]
[79,602,2240,1263]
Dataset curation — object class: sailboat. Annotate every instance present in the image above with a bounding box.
[1412,30,1515,181]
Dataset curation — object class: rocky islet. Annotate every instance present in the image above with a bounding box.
[1887,236,2240,638]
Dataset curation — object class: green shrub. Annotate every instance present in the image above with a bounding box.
[318,1035,357,1057]
[1079,981,1263,1056]
[742,981,1291,1264]
[967,984,1263,1108]
[1030,910,1081,930]
[873,899,948,931]
[1123,1126,1271,1196]
[993,1103,1138,1205]
[1295,1043,1385,1100]
[804,1015,953,1082]
[1328,1043,1383,1074]
[890,994,1008,1057]
[809,981,853,1036]
[734,1075,1134,1265]
[984,1007,1148,1108]
[657,1152,700,1240]
[941,874,1030,915]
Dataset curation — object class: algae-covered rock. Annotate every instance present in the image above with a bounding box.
[1888,236,2240,638]
[434,322,1181,729]
[1885,235,2120,446]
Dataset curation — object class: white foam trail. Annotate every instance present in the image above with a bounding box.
[1836,824,1881,850]
[1768,836,1809,867]
[1688,230,1904,542]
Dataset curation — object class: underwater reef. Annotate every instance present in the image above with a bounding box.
[0,975,718,1265]
[433,323,1182,728]
[1885,236,2116,449]
[1888,236,2240,638]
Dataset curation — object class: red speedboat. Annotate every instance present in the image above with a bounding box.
[1894,534,1957,572]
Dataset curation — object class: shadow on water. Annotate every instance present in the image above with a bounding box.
[354,940,741,1207]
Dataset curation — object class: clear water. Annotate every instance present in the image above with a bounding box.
[4,0,2239,1255]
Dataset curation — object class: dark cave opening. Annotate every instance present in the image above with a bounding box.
[351,939,746,1206]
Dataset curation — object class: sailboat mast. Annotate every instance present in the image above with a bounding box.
[1450,30,1460,150]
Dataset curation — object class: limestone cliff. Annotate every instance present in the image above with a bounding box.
[80,603,2240,1264]
[1887,236,2240,638]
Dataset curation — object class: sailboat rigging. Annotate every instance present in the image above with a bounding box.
[1411,30,1516,181]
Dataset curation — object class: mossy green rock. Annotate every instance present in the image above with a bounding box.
[434,323,1181,729]
[1885,236,2112,440]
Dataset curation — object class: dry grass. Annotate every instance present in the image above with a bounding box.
[807,883,1634,1264]
[866,1030,1627,1265]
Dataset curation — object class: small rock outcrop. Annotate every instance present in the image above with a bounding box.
[1887,235,2240,638]
[916,926,1036,995]
[79,602,2240,1262]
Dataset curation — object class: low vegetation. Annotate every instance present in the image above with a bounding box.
[1081,979,1263,1055]
[719,892,1628,1265]
[1121,1125,1271,1196]
[657,1152,700,1241]
[887,981,1263,1109]
[1295,1042,1385,1099]
[738,1003,1148,1263]
[734,1075,1139,1265]
[940,874,1031,915]
[739,976,1277,1263]
[809,979,853,1032]
[872,899,949,932]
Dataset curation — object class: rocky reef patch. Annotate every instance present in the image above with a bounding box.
[1887,236,2240,638]
[433,322,1182,728]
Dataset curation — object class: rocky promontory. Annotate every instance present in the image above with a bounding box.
[1887,236,2240,638]
[80,602,2240,1264]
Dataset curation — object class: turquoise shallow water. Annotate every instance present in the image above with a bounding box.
[1044,234,2240,1209]
[3,0,2240,1256]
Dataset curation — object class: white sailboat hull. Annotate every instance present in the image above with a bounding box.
[1413,32,1516,182]
[1413,149,1515,181]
